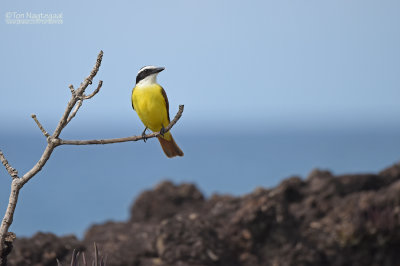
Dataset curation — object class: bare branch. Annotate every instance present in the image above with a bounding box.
[0,150,18,179]
[165,105,184,132]
[0,50,185,265]
[69,84,75,96]
[75,50,103,96]
[0,179,20,264]
[84,80,103,100]
[52,50,103,138]
[0,51,106,264]
[31,114,50,138]
[66,100,83,124]
[59,105,184,145]
[87,51,103,84]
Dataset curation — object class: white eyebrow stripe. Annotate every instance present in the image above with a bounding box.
[137,65,157,75]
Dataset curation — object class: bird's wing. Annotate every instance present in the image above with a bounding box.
[161,86,170,122]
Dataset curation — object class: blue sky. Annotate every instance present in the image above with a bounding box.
[1,0,400,237]
[0,0,399,134]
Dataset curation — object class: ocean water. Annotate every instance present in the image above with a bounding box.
[0,128,399,238]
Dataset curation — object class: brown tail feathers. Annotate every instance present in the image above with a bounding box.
[157,135,184,158]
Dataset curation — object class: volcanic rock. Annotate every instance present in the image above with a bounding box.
[7,163,400,266]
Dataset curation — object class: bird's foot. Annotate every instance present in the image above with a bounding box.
[142,127,148,143]
[159,126,166,137]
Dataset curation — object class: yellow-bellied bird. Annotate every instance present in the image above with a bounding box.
[131,66,184,158]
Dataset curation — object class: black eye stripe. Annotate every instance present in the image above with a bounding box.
[136,68,156,84]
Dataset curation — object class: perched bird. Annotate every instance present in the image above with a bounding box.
[131,66,184,158]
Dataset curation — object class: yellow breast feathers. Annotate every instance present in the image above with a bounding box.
[131,84,171,140]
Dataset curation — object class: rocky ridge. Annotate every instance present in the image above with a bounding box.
[7,163,400,266]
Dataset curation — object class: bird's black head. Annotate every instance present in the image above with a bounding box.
[136,66,165,84]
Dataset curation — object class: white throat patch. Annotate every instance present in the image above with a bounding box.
[136,73,158,87]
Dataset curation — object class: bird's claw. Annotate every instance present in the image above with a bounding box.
[160,126,166,137]
[142,127,148,143]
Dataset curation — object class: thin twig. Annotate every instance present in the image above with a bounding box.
[19,52,104,185]
[66,100,83,124]
[0,150,18,179]
[87,51,103,83]
[59,105,184,145]
[31,114,50,138]
[52,50,103,138]
[84,80,103,100]
[69,84,75,96]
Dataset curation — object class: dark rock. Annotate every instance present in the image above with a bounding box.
[0,232,16,266]
[8,232,82,266]
[379,162,400,180]
[7,163,400,266]
[155,214,234,266]
[82,221,158,266]
[130,181,205,223]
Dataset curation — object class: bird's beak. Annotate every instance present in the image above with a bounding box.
[153,67,165,74]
